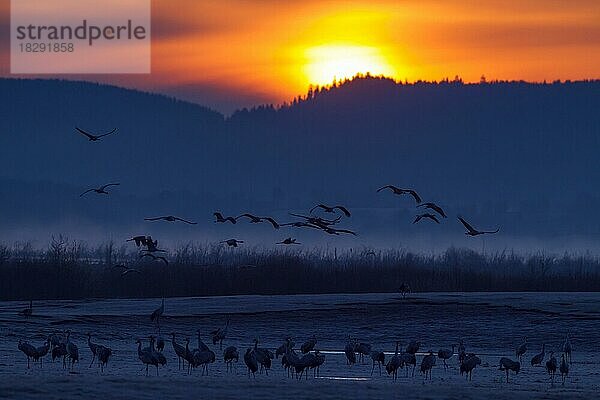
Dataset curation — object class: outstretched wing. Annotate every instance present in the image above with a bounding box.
[144,217,163,221]
[482,228,500,234]
[95,128,118,139]
[427,214,440,224]
[377,185,397,193]
[174,217,197,225]
[79,188,95,197]
[75,127,96,140]
[261,217,280,229]
[334,206,351,217]
[457,216,477,233]
[280,222,302,227]
[418,202,446,218]
[413,215,423,224]
[225,217,237,224]
[336,229,357,236]
[99,183,120,191]
[236,213,258,220]
[310,204,328,213]
[407,190,422,204]
[431,204,447,218]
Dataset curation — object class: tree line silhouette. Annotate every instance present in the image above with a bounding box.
[1,237,599,300]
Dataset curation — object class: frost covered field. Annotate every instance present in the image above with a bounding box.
[1,293,598,400]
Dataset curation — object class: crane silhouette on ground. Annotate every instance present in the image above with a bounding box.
[150,299,165,332]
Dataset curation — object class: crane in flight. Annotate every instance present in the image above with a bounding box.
[414,213,440,224]
[221,239,244,248]
[75,127,118,141]
[145,215,197,225]
[417,202,447,218]
[276,237,300,245]
[214,212,237,224]
[80,183,120,197]
[377,185,422,203]
[288,213,340,229]
[458,216,499,236]
[310,204,351,217]
[236,214,280,229]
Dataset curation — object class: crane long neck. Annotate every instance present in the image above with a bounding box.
[395,342,399,355]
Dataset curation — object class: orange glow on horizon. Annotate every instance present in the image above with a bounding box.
[302,44,397,86]
[1,0,599,110]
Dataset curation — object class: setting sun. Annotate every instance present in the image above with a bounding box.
[303,44,396,86]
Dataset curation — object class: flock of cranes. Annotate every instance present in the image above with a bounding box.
[11,127,533,390]
[15,301,573,386]
[73,126,500,268]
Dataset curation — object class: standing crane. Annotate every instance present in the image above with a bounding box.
[499,357,521,383]
[344,336,356,366]
[211,319,230,349]
[19,300,33,317]
[87,333,99,367]
[531,344,545,366]
[438,345,455,371]
[420,351,437,380]
[546,352,557,383]
[515,337,527,362]
[244,348,258,378]
[170,332,187,371]
[563,334,572,364]
[65,330,79,370]
[560,354,569,385]
[223,346,239,372]
[136,339,159,376]
[18,340,38,369]
[150,298,164,332]
[385,341,402,381]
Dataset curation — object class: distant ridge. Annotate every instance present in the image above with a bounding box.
[0,77,599,245]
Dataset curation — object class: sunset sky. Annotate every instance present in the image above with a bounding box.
[1,0,599,112]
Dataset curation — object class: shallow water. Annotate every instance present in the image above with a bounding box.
[1,293,598,399]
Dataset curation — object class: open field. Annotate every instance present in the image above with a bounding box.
[0,292,598,399]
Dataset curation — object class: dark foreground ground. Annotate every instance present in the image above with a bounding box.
[0,293,598,399]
